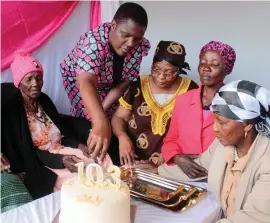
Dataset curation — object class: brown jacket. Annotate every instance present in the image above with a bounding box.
[158,134,270,223]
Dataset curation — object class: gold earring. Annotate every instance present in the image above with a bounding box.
[244,131,248,138]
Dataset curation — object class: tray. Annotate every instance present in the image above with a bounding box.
[121,168,207,212]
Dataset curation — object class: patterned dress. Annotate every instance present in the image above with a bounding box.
[25,104,111,161]
[119,75,195,163]
[24,104,112,191]
[60,22,151,120]
[25,105,63,153]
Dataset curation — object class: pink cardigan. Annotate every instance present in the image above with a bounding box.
[162,85,216,165]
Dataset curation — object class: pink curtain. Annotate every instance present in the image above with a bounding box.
[90,0,101,29]
[1,1,78,71]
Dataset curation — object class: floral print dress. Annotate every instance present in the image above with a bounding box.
[25,104,63,153]
[25,104,112,191]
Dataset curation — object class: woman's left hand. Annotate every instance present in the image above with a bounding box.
[62,155,83,173]
[173,154,207,179]
[77,144,90,157]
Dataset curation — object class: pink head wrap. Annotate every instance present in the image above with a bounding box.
[199,41,236,74]
[10,51,43,88]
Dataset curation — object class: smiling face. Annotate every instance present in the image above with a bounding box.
[198,50,227,87]
[109,19,146,57]
[19,71,43,99]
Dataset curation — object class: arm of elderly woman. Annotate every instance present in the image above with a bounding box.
[162,96,208,178]
[62,155,83,173]
[36,149,87,173]
[158,138,219,181]
[173,154,207,178]
[36,149,64,169]
[31,94,89,170]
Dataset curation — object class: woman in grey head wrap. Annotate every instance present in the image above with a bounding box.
[159,80,270,222]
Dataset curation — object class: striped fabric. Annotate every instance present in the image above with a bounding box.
[211,80,270,137]
[1,173,33,213]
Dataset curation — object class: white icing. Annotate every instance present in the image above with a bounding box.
[60,163,130,223]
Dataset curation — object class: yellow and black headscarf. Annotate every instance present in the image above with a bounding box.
[153,41,190,74]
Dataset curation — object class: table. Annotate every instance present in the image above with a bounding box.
[1,182,222,223]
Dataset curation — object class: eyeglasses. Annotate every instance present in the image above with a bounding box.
[151,67,179,78]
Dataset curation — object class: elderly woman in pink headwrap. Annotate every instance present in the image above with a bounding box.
[2,52,112,199]
[161,41,236,179]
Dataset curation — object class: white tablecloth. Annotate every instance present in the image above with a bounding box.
[1,182,222,223]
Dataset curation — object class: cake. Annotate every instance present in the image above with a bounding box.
[59,163,130,223]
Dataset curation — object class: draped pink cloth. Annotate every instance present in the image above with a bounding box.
[1,1,78,71]
[90,0,101,29]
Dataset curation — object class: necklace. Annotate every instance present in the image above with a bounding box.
[25,103,48,124]
[234,147,239,162]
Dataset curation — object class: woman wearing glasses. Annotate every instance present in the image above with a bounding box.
[111,41,198,167]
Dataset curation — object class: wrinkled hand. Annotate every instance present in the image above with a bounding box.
[77,144,90,158]
[173,154,207,179]
[119,135,137,167]
[87,120,112,162]
[135,160,158,174]
[62,155,83,173]
[1,153,10,172]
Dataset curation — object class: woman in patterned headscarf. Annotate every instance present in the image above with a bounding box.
[161,40,236,179]
[159,80,270,222]
[111,41,198,167]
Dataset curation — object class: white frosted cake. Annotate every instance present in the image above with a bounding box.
[59,163,130,223]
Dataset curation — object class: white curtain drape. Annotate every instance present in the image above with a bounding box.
[1,1,120,115]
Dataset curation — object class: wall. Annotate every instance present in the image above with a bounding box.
[1,1,120,114]
[1,1,91,114]
[133,1,270,89]
[2,1,269,114]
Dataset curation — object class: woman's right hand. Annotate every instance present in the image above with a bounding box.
[87,119,112,162]
[173,154,208,179]
[62,155,83,173]
[1,153,10,172]
[119,134,137,167]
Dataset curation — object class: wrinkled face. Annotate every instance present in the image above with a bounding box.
[198,50,227,87]
[109,19,146,56]
[151,61,179,88]
[213,113,252,146]
[19,71,43,99]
